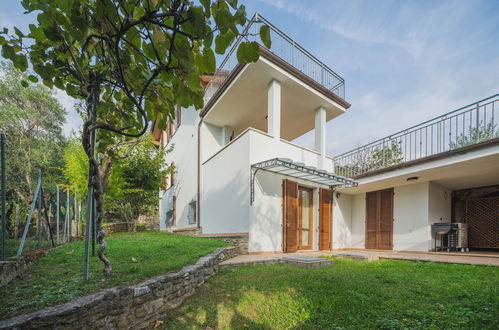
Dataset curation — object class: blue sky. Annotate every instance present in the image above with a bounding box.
[1,0,499,155]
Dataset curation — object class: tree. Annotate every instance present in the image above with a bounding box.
[0,62,66,230]
[63,136,167,221]
[449,122,498,149]
[1,0,269,276]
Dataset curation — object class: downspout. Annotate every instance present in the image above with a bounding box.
[196,118,202,229]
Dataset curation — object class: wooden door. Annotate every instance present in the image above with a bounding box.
[283,179,299,252]
[319,188,332,250]
[365,188,393,250]
[298,187,313,250]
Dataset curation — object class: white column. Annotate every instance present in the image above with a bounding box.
[267,79,281,140]
[315,106,326,169]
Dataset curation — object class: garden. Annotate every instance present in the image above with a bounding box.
[165,258,499,329]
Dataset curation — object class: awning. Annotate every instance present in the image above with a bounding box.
[250,158,358,204]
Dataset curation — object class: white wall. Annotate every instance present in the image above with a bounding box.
[201,131,251,234]
[428,181,452,249]
[393,182,429,251]
[332,193,352,249]
[248,129,331,252]
[350,193,366,248]
[161,106,199,229]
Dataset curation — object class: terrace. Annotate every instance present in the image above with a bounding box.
[203,13,346,109]
[334,94,499,178]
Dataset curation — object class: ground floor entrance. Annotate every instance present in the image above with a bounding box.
[283,179,332,252]
[365,188,394,250]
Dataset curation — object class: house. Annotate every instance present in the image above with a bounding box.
[153,14,499,254]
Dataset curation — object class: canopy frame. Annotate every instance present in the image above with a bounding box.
[250,158,358,205]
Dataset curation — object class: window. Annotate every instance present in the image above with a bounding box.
[188,200,197,224]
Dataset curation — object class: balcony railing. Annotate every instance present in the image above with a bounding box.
[334,93,499,178]
[203,13,346,106]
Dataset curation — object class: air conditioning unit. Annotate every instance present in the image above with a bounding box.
[448,223,468,251]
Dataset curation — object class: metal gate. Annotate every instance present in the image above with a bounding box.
[464,196,499,249]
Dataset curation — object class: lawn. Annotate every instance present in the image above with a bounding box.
[0,231,228,320]
[165,258,499,329]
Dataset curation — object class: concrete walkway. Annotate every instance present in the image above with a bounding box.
[220,249,499,267]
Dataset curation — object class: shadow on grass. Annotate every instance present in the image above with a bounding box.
[163,259,499,329]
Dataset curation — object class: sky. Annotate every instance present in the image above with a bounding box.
[1,0,499,155]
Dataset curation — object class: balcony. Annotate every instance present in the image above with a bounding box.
[334,94,499,178]
[203,13,346,108]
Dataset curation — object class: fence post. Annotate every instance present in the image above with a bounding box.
[17,176,41,256]
[65,189,70,242]
[56,186,60,245]
[1,133,6,261]
[37,169,42,250]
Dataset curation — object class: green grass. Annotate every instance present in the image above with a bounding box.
[5,237,53,259]
[164,258,499,329]
[0,231,227,319]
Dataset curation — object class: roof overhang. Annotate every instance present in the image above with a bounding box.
[200,47,350,141]
[250,158,358,204]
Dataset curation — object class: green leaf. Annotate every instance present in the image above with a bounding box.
[214,30,235,54]
[152,26,166,44]
[260,25,271,49]
[0,36,6,46]
[133,6,145,21]
[14,27,24,38]
[21,80,29,88]
[203,47,216,73]
[28,74,38,83]
[236,41,260,63]
[1,44,15,60]
[227,0,238,9]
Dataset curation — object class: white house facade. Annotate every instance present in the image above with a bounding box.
[155,14,499,254]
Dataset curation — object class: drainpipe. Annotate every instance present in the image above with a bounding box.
[196,118,202,229]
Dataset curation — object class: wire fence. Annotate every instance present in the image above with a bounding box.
[334,94,499,177]
[0,133,88,261]
[204,13,346,106]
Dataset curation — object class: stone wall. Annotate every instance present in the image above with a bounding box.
[103,222,134,234]
[137,214,159,231]
[0,249,48,287]
[200,234,249,255]
[172,227,202,236]
[0,247,237,330]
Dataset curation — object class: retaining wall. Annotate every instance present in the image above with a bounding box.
[0,249,48,288]
[0,247,237,330]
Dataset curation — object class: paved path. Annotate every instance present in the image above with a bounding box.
[221,249,499,267]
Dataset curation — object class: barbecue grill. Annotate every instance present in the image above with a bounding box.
[431,222,468,252]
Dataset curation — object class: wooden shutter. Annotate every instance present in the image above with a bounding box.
[283,179,299,252]
[365,191,378,249]
[365,188,393,250]
[379,189,394,250]
[319,188,332,250]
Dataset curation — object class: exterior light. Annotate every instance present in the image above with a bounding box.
[406,176,418,182]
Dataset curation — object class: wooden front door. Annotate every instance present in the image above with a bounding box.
[283,179,299,252]
[365,188,393,250]
[319,188,332,250]
[298,186,313,250]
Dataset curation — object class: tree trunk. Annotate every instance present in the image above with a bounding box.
[82,82,112,277]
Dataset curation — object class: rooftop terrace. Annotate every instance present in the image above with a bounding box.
[334,93,499,178]
[203,13,346,107]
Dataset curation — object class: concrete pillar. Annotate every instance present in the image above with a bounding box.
[222,126,231,145]
[267,79,281,139]
[315,106,326,169]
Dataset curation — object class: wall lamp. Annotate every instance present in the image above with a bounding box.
[406,176,419,182]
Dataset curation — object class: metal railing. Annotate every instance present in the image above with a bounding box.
[334,93,499,178]
[203,13,346,105]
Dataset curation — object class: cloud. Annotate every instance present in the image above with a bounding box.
[255,0,499,155]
